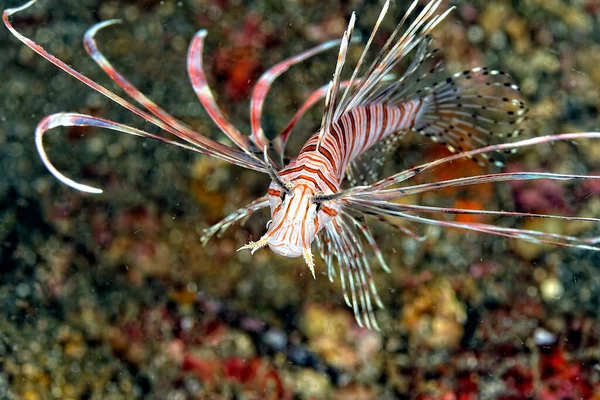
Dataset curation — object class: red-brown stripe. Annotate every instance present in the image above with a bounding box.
[334,120,350,150]
[280,164,337,193]
[321,205,338,217]
[364,106,372,146]
[294,174,323,192]
[328,123,340,146]
[346,111,355,152]
[280,165,306,176]
[381,106,388,140]
[299,144,317,154]
[302,153,329,168]
[317,145,336,167]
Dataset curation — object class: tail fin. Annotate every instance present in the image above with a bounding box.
[413,65,528,167]
[372,34,528,167]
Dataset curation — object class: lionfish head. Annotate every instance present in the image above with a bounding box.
[238,180,340,278]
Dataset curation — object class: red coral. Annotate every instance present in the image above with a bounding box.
[213,13,275,101]
[223,357,259,383]
[456,370,479,400]
[501,364,534,399]
[181,354,220,383]
[183,356,289,399]
[537,342,594,399]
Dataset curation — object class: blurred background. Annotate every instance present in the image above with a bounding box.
[0,0,599,398]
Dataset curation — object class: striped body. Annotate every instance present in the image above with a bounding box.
[282,101,423,191]
[265,100,423,258]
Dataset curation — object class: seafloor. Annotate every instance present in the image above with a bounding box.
[0,0,599,398]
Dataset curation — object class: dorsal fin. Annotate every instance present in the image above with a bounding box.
[316,12,356,150]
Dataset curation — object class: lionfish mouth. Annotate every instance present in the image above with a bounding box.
[237,236,316,279]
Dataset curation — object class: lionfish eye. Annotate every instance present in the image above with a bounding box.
[314,201,323,213]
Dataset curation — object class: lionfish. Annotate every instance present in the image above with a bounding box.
[5,0,599,330]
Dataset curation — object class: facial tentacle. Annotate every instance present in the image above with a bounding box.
[237,235,270,254]
[302,247,316,279]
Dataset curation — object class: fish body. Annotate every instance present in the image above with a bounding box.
[264,102,423,260]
